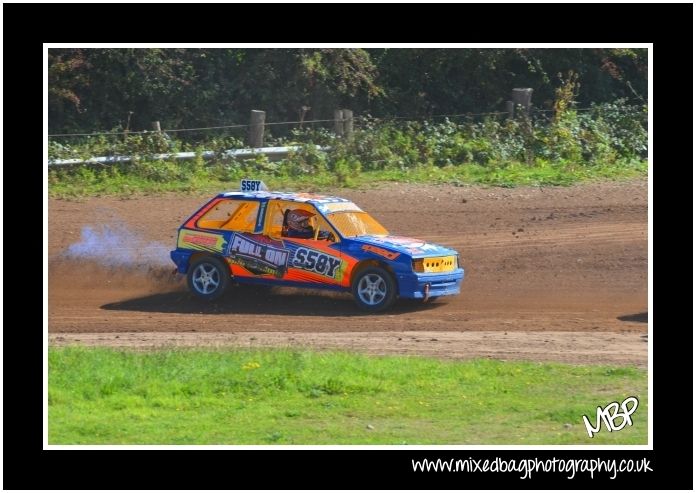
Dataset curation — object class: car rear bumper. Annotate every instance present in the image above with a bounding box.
[396,268,465,299]
[170,249,192,273]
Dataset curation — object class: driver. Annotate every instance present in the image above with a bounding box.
[285,209,316,238]
[285,208,333,240]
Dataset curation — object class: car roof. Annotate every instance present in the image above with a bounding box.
[219,190,353,205]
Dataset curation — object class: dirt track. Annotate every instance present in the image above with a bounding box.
[48,179,649,367]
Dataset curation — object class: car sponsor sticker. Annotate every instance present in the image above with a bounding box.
[361,244,400,260]
[177,229,227,253]
[255,200,267,233]
[368,236,442,252]
[315,201,363,214]
[227,233,288,278]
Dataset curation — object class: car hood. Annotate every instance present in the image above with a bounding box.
[352,235,457,258]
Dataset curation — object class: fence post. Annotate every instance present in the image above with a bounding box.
[511,89,535,165]
[334,109,344,137]
[511,88,533,115]
[299,105,311,129]
[249,110,265,148]
[505,101,515,119]
[123,111,134,141]
[342,109,354,140]
[151,121,162,132]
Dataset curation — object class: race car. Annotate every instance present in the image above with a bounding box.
[170,179,465,311]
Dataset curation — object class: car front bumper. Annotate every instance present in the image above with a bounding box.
[396,268,465,299]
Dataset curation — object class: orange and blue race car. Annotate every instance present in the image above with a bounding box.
[170,179,465,311]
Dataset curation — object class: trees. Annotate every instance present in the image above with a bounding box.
[48,48,648,135]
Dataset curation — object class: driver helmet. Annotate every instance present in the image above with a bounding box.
[286,209,315,234]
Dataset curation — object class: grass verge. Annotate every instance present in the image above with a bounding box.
[49,347,648,445]
[48,159,647,198]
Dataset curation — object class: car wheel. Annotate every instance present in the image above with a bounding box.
[187,256,230,301]
[351,267,396,312]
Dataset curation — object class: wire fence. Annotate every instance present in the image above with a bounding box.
[48,101,649,166]
[48,109,599,140]
[47,118,342,138]
[48,87,648,140]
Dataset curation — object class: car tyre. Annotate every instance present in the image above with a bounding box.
[351,266,396,312]
[187,256,230,301]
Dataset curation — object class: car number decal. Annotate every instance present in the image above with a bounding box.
[292,247,342,278]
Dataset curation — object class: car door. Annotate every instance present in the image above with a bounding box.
[220,198,294,280]
[262,200,344,286]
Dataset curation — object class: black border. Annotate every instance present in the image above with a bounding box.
[8,1,692,490]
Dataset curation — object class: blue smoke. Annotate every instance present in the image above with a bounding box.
[65,224,171,267]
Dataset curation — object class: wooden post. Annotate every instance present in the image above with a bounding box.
[151,121,161,132]
[299,106,311,129]
[505,101,515,119]
[248,110,265,148]
[512,89,534,165]
[342,109,353,140]
[123,111,134,142]
[511,88,533,115]
[334,109,344,137]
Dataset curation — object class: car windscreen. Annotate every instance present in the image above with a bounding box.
[326,211,389,237]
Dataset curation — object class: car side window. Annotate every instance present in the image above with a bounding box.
[264,200,338,242]
[197,199,259,232]
[265,200,306,238]
[311,214,339,242]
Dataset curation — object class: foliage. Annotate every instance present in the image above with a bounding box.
[286,143,329,175]
[553,70,580,123]
[48,98,647,197]
[48,48,648,135]
[588,99,648,158]
[49,48,382,134]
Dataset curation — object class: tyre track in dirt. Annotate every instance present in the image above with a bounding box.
[48,178,648,366]
[49,330,648,368]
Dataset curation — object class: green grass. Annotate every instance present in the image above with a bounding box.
[48,159,647,198]
[48,347,648,445]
